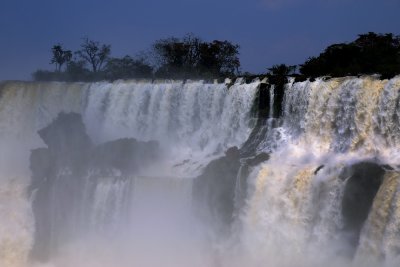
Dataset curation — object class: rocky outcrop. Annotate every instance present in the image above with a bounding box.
[193,147,241,232]
[91,138,158,176]
[340,161,386,256]
[29,112,159,261]
[193,146,269,234]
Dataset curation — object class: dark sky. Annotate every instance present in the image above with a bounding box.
[0,0,399,81]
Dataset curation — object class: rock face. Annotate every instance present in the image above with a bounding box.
[193,147,241,233]
[91,138,158,175]
[340,162,386,256]
[193,146,269,234]
[37,112,92,163]
[29,112,159,261]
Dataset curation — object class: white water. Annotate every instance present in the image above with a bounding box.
[231,76,400,267]
[83,80,258,176]
[0,79,258,266]
[1,76,400,266]
[0,80,257,177]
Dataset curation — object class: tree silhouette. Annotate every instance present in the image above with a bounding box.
[300,32,400,79]
[75,38,111,72]
[198,40,240,77]
[105,56,153,80]
[267,64,296,77]
[50,44,72,72]
[152,34,240,78]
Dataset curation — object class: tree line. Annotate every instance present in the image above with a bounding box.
[33,34,240,81]
[33,32,400,82]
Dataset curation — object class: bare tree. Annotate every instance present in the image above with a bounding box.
[75,38,111,72]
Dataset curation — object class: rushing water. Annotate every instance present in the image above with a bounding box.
[233,76,400,267]
[0,76,400,266]
[0,79,258,267]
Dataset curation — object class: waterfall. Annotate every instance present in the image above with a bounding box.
[0,79,259,266]
[354,171,400,263]
[280,77,397,155]
[1,76,400,267]
[0,80,258,177]
[0,179,33,267]
[233,76,400,266]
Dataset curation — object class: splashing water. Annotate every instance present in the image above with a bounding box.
[232,76,400,267]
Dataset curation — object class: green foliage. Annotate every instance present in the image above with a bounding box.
[300,32,400,79]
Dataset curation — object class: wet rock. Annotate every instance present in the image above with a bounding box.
[340,161,386,256]
[193,147,270,235]
[37,112,92,167]
[193,146,241,233]
[381,164,394,171]
[239,122,269,157]
[257,82,271,118]
[29,112,159,262]
[92,138,159,175]
[246,152,270,167]
[225,146,240,159]
[29,148,51,191]
[314,165,324,175]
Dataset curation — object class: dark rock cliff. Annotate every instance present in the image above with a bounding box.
[29,112,159,261]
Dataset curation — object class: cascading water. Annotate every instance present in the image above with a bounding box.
[230,76,400,267]
[82,80,258,176]
[0,79,259,266]
[1,76,400,267]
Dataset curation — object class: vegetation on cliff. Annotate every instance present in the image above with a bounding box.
[33,32,399,82]
[33,34,240,81]
[299,32,400,79]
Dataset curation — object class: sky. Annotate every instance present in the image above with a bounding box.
[0,0,399,81]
